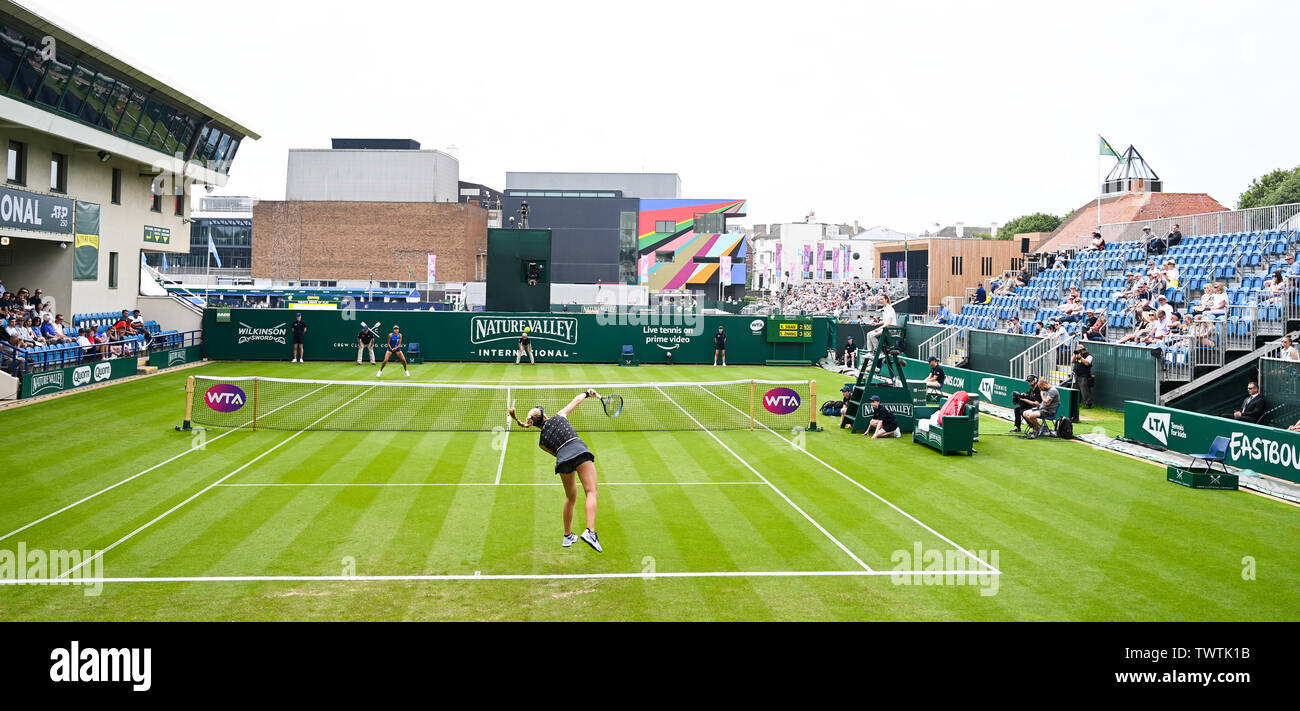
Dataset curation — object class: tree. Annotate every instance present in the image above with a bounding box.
[997,213,1063,241]
[1237,167,1300,209]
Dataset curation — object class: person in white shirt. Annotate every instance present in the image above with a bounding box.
[864,300,898,355]
[1277,336,1300,362]
[1156,295,1174,320]
[1163,261,1180,289]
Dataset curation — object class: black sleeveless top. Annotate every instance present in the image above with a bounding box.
[539,414,581,454]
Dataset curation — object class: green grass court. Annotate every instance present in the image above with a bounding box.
[1,362,1296,621]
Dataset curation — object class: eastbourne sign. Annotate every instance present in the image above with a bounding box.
[0,185,74,235]
[1124,401,1300,485]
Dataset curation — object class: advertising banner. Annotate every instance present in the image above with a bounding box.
[22,357,136,398]
[202,309,833,366]
[1125,401,1300,484]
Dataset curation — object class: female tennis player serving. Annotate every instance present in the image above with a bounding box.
[510,389,602,552]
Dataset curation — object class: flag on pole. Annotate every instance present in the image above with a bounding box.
[815,242,824,280]
[427,254,437,283]
[1099,135,1123,162]
[774,243,783,280]
[720,255,732,286]
[207,235,222,268]
[162,252,169,272]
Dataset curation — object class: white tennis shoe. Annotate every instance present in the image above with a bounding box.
[562,533,578,548]
[580,529,602,553]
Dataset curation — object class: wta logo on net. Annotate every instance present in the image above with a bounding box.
[204,384,246,412]
[762,387,802,415]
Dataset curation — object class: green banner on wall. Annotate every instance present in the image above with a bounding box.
[73,201,100,281]
[201,309,832,365]
[149,344,202,370]
[22,357,135,398]
[1124,401,1300,485]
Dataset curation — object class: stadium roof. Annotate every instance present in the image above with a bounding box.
[3,1,258,140]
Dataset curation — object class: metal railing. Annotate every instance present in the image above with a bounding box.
[919,326,968,367]
[1010,336,1054,380]
[1225,304,1258,351]
[1157,320,1226,382]
[1,329,201,378]
[141,262,205,316]
[1097,201,1300,244]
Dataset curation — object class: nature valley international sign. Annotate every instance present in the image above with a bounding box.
[470,316,577,346]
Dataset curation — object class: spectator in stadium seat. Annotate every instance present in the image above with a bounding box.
[1163,260,1180,290]
[1285,255,1300,279]
[1057,295,1085,323]
[970,282,987,304]
[1084,310,1108,341]
[1232,382,1266,424]
[1266,271,1287,303]
[863,396,902,439]
[1023,379,1061,439]
[1089,232,1106,251]
[1166,225,1183,248]
[75,328,93,360]
[932,303,951,324]
[841,336,858,367]
[1005,316,1024,335]
[1277,336,1299,362]
[1144,226,1165,255]
[1204,282,1228,318]
[1155,295,1173,320]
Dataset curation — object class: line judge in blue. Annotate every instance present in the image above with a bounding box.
[377,325,410,377]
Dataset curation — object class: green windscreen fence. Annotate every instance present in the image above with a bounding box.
[967,331,1041,376]
[1082,341,1161,410]
[903,323,946,359]
[1258,358,1300,428]
[1167,359,1257,420]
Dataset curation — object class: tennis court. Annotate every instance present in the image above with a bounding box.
[2,362,1296,621]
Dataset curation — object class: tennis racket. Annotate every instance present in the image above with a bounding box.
[601,393,624,418]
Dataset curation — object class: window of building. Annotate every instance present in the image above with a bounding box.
[108,251,118,288]
[656,250,675,263]
[981,256,993,276]
[694,212,725,233]
[7,140,25,184]
[50,152,66,193]
[655,220,676,233]
[150,180,162,212]
[111,168,121,204]
[951,256,963,275]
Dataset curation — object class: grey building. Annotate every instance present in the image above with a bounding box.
[505,172,681,199]
[501,193,638,284]
[286,139,459,202]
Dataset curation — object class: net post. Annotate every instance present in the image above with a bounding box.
[749,380,754,431]
[177,376,195,431]
[806,379,822,432]
[253,377,259,431]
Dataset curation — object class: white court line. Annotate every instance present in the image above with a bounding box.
[0,382,333,544]
[702,386,1001,575]
[495,386,510,485]
[58,384,378,579]
[215,481,767,487]
[4,569,998,584]
[655,386,872,572]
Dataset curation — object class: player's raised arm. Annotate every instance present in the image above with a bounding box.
[558,389,597,418]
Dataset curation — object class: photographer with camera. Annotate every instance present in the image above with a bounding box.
[1071,346,1094,408]
[1009,375,1042,434]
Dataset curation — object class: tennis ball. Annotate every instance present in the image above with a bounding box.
[525,327,531,333]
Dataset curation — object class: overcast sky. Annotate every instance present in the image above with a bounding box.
[26,0,1300,233]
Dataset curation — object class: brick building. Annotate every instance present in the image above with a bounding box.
[252,138,491,289]
[252,200,486,283]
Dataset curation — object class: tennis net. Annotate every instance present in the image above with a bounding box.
[184,376,820,433]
